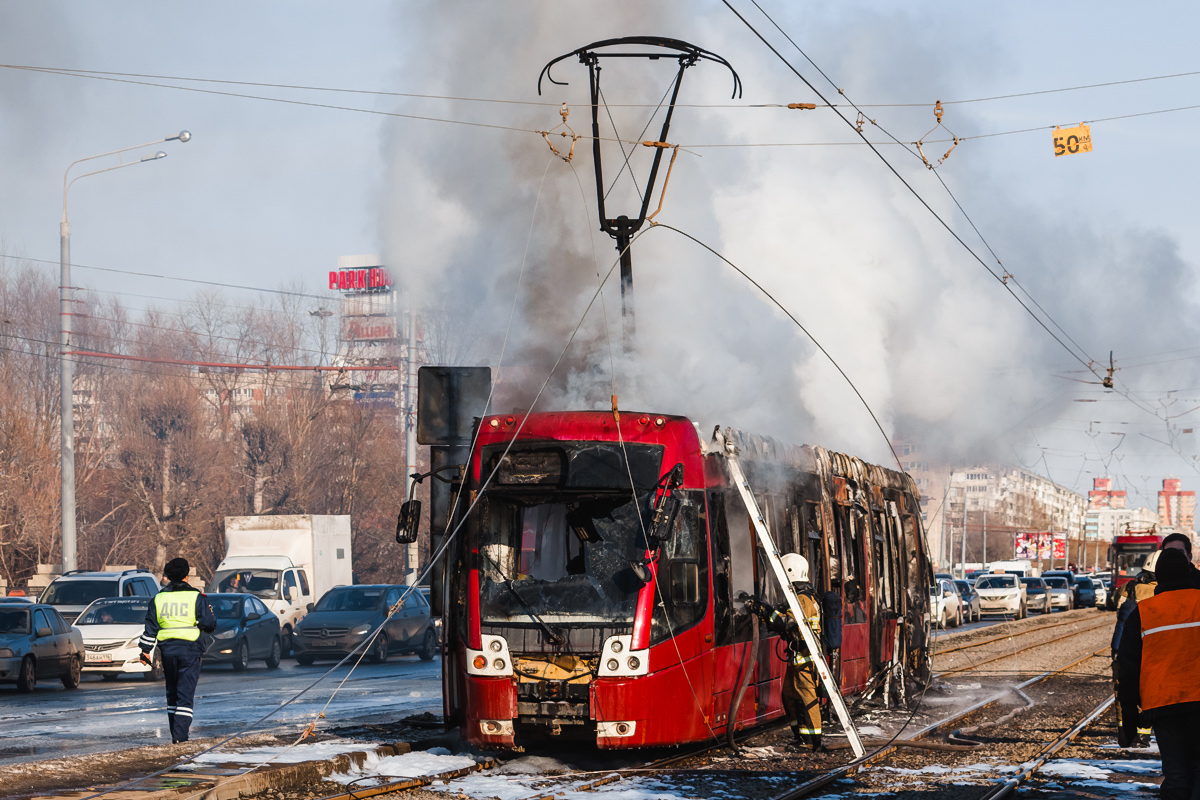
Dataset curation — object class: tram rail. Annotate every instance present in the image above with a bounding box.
[933,618,1112,677]
[934,610,1110,657]
[768,646,1111,800]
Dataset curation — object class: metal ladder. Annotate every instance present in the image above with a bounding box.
[716,429,866,758]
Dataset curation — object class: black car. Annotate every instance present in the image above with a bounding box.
[292,585,437,665]
[201,594,283,671]
[1074,576,1098,608]
[1020,577,1051,614]
[0,602,85,692]
[954,580,981,623]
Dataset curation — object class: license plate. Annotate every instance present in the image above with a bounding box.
[85,653,112,664]
[310,640,337,647]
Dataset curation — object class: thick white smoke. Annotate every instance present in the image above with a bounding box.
[380,1,1200,481]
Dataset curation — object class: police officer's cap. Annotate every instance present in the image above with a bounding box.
[164,558,190,581]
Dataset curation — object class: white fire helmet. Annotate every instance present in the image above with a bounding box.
[781,553,810,583]
[1144,549,1161,575]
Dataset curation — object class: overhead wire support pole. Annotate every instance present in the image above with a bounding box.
[538,37,740,351]
[715,428,865,758]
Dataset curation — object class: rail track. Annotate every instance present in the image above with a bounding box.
[934,610,1109,656]
[302,618,1116,800]
[768,645,1111,800]
[933,617,1112,677]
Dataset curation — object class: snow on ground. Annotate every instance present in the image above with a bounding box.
[188,740,376,766]
[332,747,477,784]
[879,761,1018,776]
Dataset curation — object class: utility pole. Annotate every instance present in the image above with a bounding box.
[940,482,950,572]
[959,486,968,578]
[404,309,419,586]
[982,510,988,571]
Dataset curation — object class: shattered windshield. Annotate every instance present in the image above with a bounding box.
[478,492,651,626]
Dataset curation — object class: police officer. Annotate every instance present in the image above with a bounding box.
[139,558,216,743]
[745,553,824,750]
[1117,548,1200,799]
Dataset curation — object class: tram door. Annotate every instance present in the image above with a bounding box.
[708,490,753,733]
[834,479,871,692]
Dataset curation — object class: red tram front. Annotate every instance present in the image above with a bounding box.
[428,411,932,749]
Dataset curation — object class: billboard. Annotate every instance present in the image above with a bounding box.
[342,316,397,341]
[1015,532,1066,560]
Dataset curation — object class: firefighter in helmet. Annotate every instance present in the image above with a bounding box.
[744,553,824,750]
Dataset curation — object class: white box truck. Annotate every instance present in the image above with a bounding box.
[210,515,353,637]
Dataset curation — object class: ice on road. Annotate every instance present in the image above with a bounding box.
[0,657,441,765]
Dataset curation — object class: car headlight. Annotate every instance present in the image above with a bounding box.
[0,648,13,658]
[125,637,142,649]
[214,629,237,640]
[350,624,371,636]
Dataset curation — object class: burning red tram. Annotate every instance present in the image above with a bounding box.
[418,410,933,749]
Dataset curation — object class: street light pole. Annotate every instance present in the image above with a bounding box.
[59,131,190,572]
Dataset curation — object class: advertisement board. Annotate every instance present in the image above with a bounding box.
[342,316,397,341]
[1015,531,1067,560]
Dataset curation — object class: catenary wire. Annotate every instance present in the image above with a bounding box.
[6,62,1198,110]
[721,0,1103,383]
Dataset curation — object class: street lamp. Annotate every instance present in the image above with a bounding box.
[59,130,191,572]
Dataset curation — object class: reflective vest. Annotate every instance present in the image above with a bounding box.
[1138,587,1200,711]
[154,590,200,642]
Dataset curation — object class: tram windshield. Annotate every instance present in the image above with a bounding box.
[477,492,651,625]
[1114,545,1156,579]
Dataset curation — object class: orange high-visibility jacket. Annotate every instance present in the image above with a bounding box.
[1138,587,1200,711]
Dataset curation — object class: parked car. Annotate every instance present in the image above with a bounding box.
[74,597,163,681]
[0,602,84,692]
[292,584,438,664]
[1020,577,1052,614]
[975,573,1027,618]
[39,569,159,624]
[1044,576,1074,611]
[1091,576,1109,609]
[1074,576,1098,608]
[934,573,955,584]
[930,579,963,628]
[1042,570,1078,605]
[201,594,283,670]
[954,580,981,623]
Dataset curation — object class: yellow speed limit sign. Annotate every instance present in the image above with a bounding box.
[1053,124,1093,157]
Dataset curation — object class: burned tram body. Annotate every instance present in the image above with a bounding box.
[433,411,933,749]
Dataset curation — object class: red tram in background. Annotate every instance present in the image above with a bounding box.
[1108,527,1165,601]
[422,411,934,749]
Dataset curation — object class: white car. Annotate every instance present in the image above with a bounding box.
[930,579,963,628]
[74,597,163,681]
[975,573,1027,618]
[1043,576,1074,611]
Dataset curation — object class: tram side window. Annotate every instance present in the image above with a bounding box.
[650,496,709,645]
[708,491,736,647]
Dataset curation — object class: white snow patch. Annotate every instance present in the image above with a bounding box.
[333,749,476,784]
[1039,761,1109,780]
[191,740,375,766]
[881,761,1004,776]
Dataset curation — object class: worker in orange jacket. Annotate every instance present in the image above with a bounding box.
[1117,547,1200,800]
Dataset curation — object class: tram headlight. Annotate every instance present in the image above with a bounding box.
[611,641,623,653]
[473,655,487,670]
[607,659,619,671]
[627,656,640,670]
[489,640,503,653]
[493,658,506,670]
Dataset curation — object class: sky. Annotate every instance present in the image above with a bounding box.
[2,1,1200,510]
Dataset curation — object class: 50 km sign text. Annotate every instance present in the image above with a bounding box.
[1053,124,1093,157]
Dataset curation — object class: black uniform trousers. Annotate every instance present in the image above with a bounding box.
[161,644,202,743]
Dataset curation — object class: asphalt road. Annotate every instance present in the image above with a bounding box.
[0,655,441,766]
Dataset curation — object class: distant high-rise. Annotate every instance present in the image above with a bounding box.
[1088,477,1127,510]
[1158,478,1195,532]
